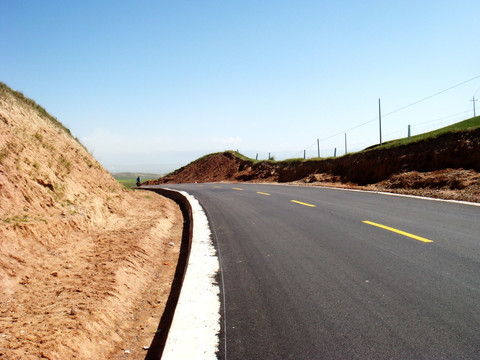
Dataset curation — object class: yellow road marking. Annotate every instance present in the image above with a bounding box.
[232,187,243,191]
[291,200,316,207]
[212,186,221,188]
[363,221,433,243]
[256,192,271,196]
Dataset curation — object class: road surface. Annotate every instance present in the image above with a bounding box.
[152,183,480,359]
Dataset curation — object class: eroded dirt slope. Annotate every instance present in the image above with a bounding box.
[0,84,182,359]
[152,151,278,184]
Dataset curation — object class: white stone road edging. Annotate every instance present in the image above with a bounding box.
[161,191,221,360]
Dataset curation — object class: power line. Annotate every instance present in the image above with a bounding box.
[290,75,480,160]
[383,74,480,118]
[414,109,471,127]
[319,116,378,142]
[317,74,480,143]
[474,85,480,97]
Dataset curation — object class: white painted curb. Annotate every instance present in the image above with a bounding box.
[161,191,221,360]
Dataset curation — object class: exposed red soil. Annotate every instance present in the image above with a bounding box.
[152,152,278,184]
[147,128,480,203]
[367,168,480,203]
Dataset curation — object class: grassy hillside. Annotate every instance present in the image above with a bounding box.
[370,116,480,150]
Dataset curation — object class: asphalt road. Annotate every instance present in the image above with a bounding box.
[155,183,480,359]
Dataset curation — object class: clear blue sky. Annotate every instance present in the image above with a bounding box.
[2,1,479,173]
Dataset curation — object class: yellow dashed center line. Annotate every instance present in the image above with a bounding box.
[232,187,243,191]
[291,200,316,207]
[363,220,433,243]
[256,192,271,196]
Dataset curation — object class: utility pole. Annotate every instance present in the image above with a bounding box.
[378,98,383,145]
[344,133,347,155]
[304,150,306,159]
[317,138,320,158]
[471,96,478,117]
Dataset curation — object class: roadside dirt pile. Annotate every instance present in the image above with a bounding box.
[367,168,480,203]
[0,83,182,359]
[148,151,279,184]
[147,128,480,203]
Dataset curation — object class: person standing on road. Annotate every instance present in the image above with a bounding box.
[136,176,141,187]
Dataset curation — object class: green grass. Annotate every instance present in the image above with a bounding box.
[279,157,308,164]
[0,82,74,138]
[369,116,480,151]
[2,214,30,224]
[0,146,9,163]
[226,150,293,164]
[226,150,259,163]
[116,179,138,189]
[228,150,318,165]
[111,172,163,189]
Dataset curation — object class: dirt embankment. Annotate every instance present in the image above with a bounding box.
[151,151,279,184]
[0,84,182,359]
[147,129,480,203]
[277,128,480,184]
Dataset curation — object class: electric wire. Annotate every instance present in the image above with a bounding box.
[382,74,480,118]
[262,75,480,160]
[292,74,480,158]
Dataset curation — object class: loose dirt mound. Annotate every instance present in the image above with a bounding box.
[368,168,480,203]
[0,84,182,359]
[147,152,279,184]
[147,128,480,203]
[155,152,244,183]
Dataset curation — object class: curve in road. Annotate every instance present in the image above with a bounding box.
[150,184,480,359]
